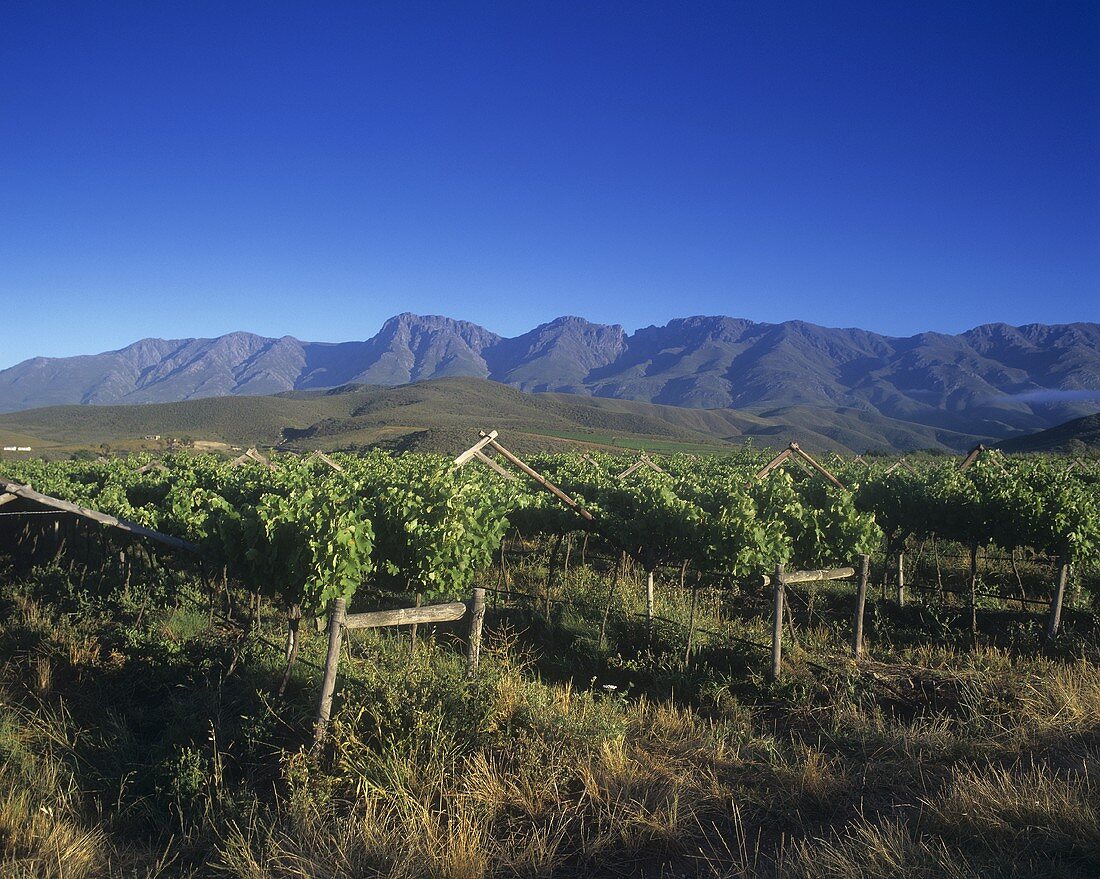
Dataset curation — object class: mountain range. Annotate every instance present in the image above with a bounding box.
[2,313,1098,447]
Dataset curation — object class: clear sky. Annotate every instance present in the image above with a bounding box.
[2,1,1098,368]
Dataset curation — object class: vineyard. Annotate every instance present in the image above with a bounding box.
[0,439,1099,877]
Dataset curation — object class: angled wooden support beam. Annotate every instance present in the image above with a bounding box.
[306,450,345,472]
[0,481,197,553]
[480,431,596,522]
[958,444,986,472]
[454,430,499,468]
[134,461,169,475]
[958,443,1008,475]
[249,448,278,469]
[230,447,277,470]
[640,453,665,474]
[473,449,516,480]
[789,442,847,490]
[754,448,792,481]
[789,454,818,480]
[0,492,19,507]
[885,457,918,475]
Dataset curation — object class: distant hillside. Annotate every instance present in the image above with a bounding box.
[0,376,995,456]
[0,393,351,453]
[1,313,1097,446]
[996,412,1100,453]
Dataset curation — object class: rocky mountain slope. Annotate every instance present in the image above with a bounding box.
[2,313,1098,442]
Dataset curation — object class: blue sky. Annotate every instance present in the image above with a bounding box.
[1,1,1097,367]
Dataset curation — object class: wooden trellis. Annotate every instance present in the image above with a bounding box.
[753,442,846,490]
[957,443,1008,474]
[230,447,276,470]
[305,450,345,472]
[455,430,596,522]
[884,457,918,475]
[0,480,197,553]
[617,453,665,479]
[768,556,871,682]
[313,597,482,747]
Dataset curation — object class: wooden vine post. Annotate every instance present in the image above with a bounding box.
[852,554,870,657]
[969,541,979,638]
[598,552,624,650]
[759,563,856,678]
[467,586,486,675]
[277,603,303,698]
[312,597,468,747]
[896,551,906,607]
[646,570,655,640]
[683,574,699,665]
[769,563,785,683]
[313,597,347,748]
[1045,557,1070,642]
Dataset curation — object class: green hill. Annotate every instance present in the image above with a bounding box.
[0,376,1005,458]
[996,412,1100,454]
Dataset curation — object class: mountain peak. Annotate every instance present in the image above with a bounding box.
[0,314,1097,446]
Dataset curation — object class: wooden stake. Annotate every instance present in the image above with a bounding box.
[1046,558,1070,641]
[853,554,870,658]
[789,443,847,490]
[896,551,906,607]
[467,586,486,676]
[0,480,196,553]
[769,563,785,683]
[482,433,595,522]
[599,554,623,649]
[277,603,302,698]
[453,430,499,467]
[646,570,655,640]
[312,597,347,748]
[472,448,516,479]
[934,536,944,597]
[410,592,422,643]
[969,542,979,639]
[684,580,699,665]
[754,448,792,482]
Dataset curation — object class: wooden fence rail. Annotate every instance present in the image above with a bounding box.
[769,557,869,683]
[312,594,480,747]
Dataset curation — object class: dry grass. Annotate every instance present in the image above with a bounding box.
[1,560,1099,878]
[785,818,980,879]
[927,763,1100,863]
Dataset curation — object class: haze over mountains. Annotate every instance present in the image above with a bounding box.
[2,313,1098,444]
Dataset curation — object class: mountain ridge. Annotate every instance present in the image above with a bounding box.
[2,313,1098,443]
